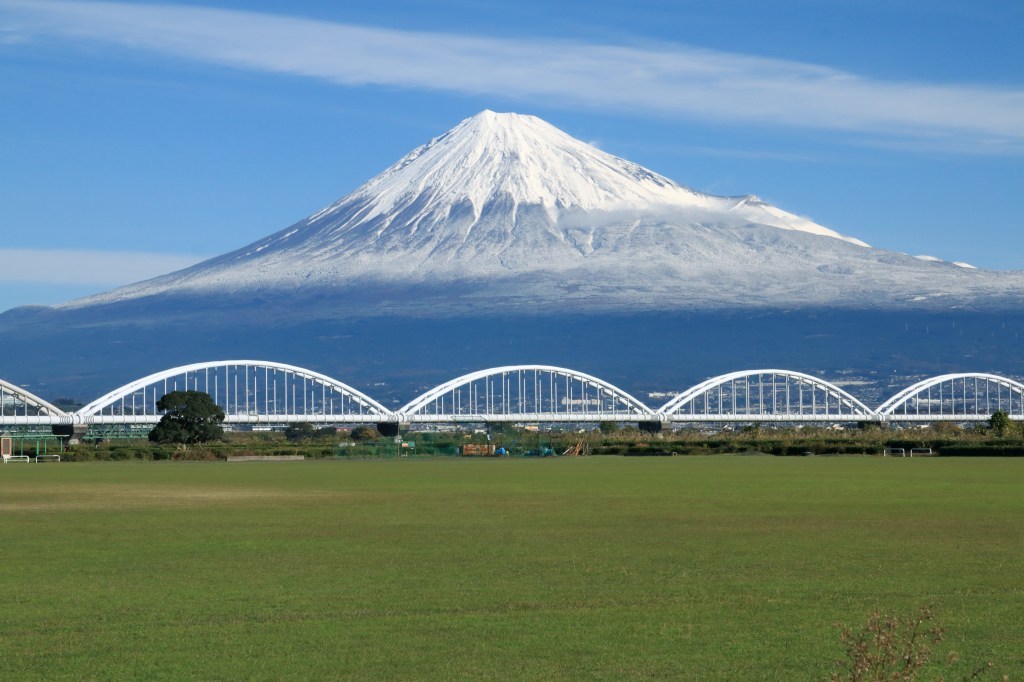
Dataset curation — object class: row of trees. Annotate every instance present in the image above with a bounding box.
[282,423,379,442]
[146,391,1023,446]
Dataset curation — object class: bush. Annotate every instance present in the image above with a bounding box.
[831,606,942,681]
[284,423,316,442]
[351,426,380,441]
[830,605,994,681]
[938,445,1024,457]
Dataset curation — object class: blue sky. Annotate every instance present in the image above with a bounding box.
[1,0,1022,312]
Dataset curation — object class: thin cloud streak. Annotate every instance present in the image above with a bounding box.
[2,0,1023,152]
[0,249,206,285]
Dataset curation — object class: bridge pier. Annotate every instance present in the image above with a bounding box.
[376,422,407,438]
[637,421,662,434]
[52,423,89,445]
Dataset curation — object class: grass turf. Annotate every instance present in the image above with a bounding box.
[1,457,1022,680]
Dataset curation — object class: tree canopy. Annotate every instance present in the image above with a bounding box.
[988,410,1013,437]
[149,391,225,444]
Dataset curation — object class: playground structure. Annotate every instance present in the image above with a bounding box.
[1,431,63,462]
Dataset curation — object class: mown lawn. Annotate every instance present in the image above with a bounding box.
[1,457,1022,680]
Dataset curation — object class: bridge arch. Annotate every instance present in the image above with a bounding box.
[0,378,68,422]
[398,365,655,423]
[77,360,391,424]
[658,369,874,421]
[878,373,1024,421]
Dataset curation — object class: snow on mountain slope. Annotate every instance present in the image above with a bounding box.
[64,110,1020,313]
[333,111,865,245]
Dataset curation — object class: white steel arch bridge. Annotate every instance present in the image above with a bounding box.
[76,360,391,425]
[657,369,875,423]
[876,373,1024,422]
[396,365,655,424]
[0,378,69,425]
[2,362,1022,432]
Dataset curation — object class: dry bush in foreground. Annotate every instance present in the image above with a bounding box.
[830,606,996,682]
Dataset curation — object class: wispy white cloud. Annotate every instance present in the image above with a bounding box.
[0,248,205,285]
[2,0,1023,152]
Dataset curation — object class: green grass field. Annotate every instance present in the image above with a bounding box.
[2,457,1022,680]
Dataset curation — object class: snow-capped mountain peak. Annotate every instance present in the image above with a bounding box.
[309,110,866,247]
[350,110,710,218]
[64,110,1018,313]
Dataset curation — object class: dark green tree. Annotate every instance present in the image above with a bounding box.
[989,410,1012,437]
[284,422,316,442]
[149,391,225,444]
[598,421,619,435]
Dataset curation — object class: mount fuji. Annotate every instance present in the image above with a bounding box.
[3,111,1023,402]
[60,111,1022,314]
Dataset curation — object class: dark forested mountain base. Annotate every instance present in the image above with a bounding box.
[2,303,1020,410]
